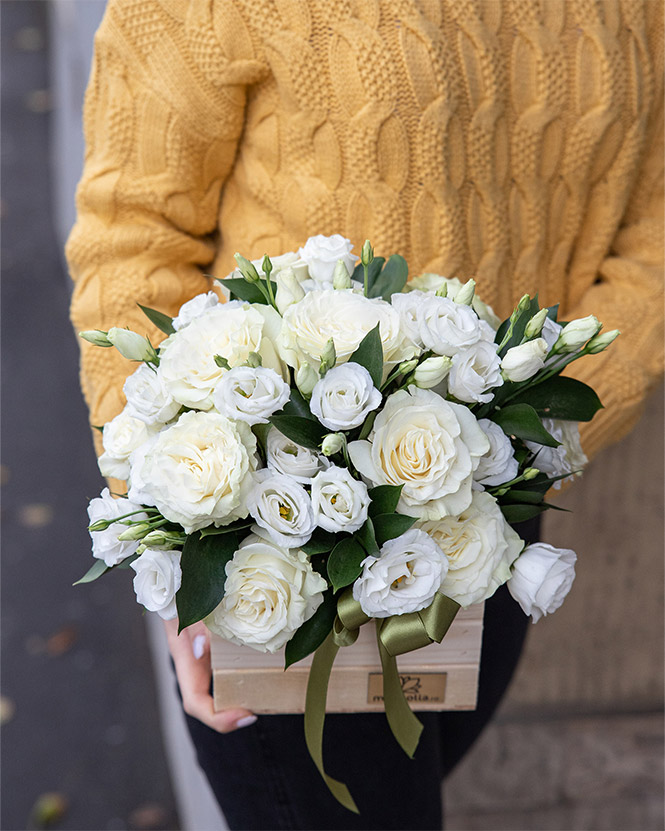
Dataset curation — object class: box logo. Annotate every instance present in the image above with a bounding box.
[367,672,447,704]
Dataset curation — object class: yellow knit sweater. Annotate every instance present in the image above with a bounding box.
[67,0,664,461]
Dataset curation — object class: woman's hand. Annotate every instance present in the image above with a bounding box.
[163,618,256,733]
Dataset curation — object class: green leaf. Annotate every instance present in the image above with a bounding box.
[301,528,337,555]
[500,503,547,524]
[176,531,240,632]
[368,254,409,301]
[372,513,417,546]
[358,410,377,440]
[281,389,316,420]
[115,553,141,570]
[327,537,367,591]
[368,484,404,518]
[356,518,379,556]
[269,414,325,450]
[496,295,540,356]
[284,591,337,669]
[138,304,175,335]
[501,489,544,505]
[73,559,108,586]
[198,521,252,538]
[251,422,271,454]
[547,304,559,322]
[218,278,276,305]
[492,403,561,447]
[509,375,603,422]
[348,324,383,388]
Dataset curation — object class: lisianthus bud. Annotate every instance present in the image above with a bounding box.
[517,294,532,313]
[413,356,452,389]
[79,329,113,347]
[523,467,540,480]
[554,315,601,352]
[454,279,476,306]
[116,522,152,541]
[501,338,548,381]
[214,354,231,370]
[142,530,186,549]
[332,259,352,290]
[245,351,263,368]
[435,282,448,298]
[398,358,419,375]
[275,267,306,314]
[319,338,337,375]
[524,308,549,340]
[296,363,319,397]
[585,328,620,354]
[234,253,261,283]
[321,433,345,456]
[262,254,273,277]
[88,519,112,532]
[107,328,157,362]
[361,240,374,266]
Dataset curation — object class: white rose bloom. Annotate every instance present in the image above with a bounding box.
[172,291,220,330]
[129,410,257,533]
[279,289,416,375]
[391,291,428,349]
[508,542,577,622]
[159,303,284,410]
[297,234,357,286]
[87,489,148,566]
[448,340,503,403]
[98,408,153,480]
[418,296,495,356]
[473,419,519,487]
[418,491,523,607]
[352,528,448,618]
[213,366,289,426]
[206,534,327,653]
[310,363,382,431]
[247,470,317,548]
[265,428,328,484]
[501,338,548,381]
[311,466,370,533]
[131,548,182,620]
[407,274,502,330]
[525,419,587,488]
[348,386,489,520]
[123,363,181,426]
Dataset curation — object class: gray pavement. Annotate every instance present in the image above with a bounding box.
[1,3,179,829]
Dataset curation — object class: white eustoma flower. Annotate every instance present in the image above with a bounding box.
[206,534,327,653]
[265,428,328,484]
[352,528,448,617]
[391,290,428,349]
[310,363,382,431]
[311,466,370,533]
[98,408,154,480]
[129,410,257,533]
[87,489,148,566]
[348,386,489,520]
[213,366,290,426]
[123,363,181,426]
[418,491,523,607]
[247,470,317,548]
[448,340,503,403]
[508,542,577,622]
[298,234,358,286]
[172,291,219,330]
[406,274,502,330]
[525,419,587,488]
[473,419,519,487]
[417,296,495,357]
[131,548,182,620]
[501,338,548,381]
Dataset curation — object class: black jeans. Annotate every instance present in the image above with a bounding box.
[183,518,538,830]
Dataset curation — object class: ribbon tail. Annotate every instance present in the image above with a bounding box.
[304,633,359,814]
[376,621,423,758]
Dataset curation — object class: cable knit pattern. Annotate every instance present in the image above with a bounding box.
[67,0,663,461]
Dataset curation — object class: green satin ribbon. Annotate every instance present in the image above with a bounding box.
[303,590,461,812]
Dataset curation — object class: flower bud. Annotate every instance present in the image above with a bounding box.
[116,522,152,541]
[554,315,601,353]
[332,259,352,290]
[517,294,532,313]
[435,282,448,298]
[501,338,548,382]
[214,354,231,370]
[321,433,345,456]
[261,254,273,277]
[234,252,261,283]
[296,363,319,397]
[454,279,476,306]
[275,267,305,314]
[361,239,374,266]
[107,328,157,362]
[142,530,185,549]
[245,351,263,368]
[397,358,419,375]
[523,467,540,480]
[79,329,113,348]
[88,519,112,532]
[585,328,620,354]
[319,338,337,375]
[524,308,548,340]
[413,355,452,389]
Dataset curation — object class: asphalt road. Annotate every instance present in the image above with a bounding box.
[1,3,179,829]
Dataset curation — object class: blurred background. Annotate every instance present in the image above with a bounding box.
[1,2,663,830]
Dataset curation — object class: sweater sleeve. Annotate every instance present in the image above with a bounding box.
[66,0,266,448]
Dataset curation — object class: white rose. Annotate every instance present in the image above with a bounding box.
[311,466,370,533]
[213,366,289,426]
[418,296,495,356]
[407,274,501,330]
[352,528,448,617]
[508,542,576,622]
[310,363,382,431]
[206,534,327,653]
[129,410,257,533]
[279,289,416,374]
[349,386,489,520]
[473,419,519,487]
[98,408,153,480]
[418,491,523,607]
[501,338,548,381]
[265,428,328,484]
[525,419,587,488]
[247,470,317,547]
[159,303,284,410]
[297,234,358,285]
[123,363,181,426]
[447,340,503,403]
[131,548,182,620]
[87,489,148,566]
[172,291,219,330]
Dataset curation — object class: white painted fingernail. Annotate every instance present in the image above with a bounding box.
[235,715,257,729]
[192,634,206,659]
